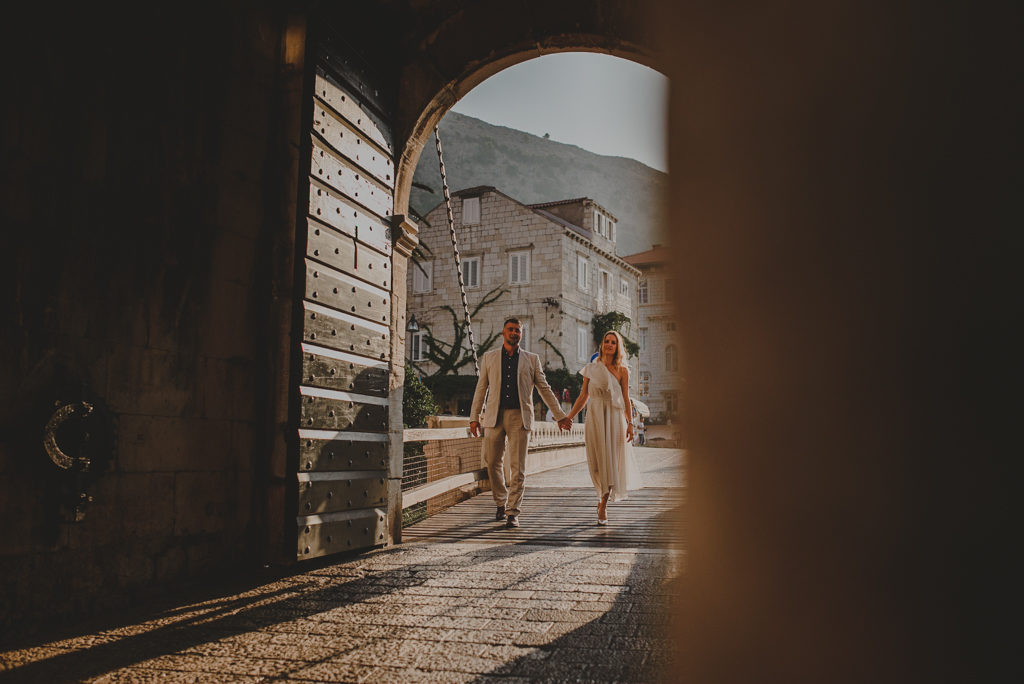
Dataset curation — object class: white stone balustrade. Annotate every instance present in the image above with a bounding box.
[528,420,586,448]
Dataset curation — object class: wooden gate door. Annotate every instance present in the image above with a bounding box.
[293,27,398,561]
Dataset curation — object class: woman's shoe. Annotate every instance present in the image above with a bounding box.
[597,494,609,525]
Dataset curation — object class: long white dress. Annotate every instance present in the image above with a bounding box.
[582,361,643,502]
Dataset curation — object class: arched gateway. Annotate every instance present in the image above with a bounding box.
[288,1,664,562]
[0,0,668,632]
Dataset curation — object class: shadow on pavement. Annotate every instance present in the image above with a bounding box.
[472,507,682,683]
[0,522,681,683]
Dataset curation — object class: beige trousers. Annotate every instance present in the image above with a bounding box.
[483,408,531,516]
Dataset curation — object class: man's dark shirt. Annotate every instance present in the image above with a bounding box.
[499,345,520,410]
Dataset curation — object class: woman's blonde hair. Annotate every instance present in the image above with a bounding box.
[600,330,627,367]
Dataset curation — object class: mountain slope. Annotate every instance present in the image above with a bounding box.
[409,112,667,256]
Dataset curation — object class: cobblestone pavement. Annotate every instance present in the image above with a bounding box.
[1,452,684,683]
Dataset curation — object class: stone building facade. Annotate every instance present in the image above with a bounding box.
[624,245,681,423]
[407,187,640,414]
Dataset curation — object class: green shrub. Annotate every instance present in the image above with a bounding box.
[422,374,478,399]
[544,366,583,401]
[403,363,439,428]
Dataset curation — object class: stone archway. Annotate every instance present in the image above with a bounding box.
[289,2,668,563]
[380,6,668,551]
[389,4,664,218]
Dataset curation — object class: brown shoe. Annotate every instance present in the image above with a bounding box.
[505,515,520,528]
[495,505,506,521]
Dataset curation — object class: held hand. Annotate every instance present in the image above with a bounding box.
[469,421,481,437]
[558,417,572,431]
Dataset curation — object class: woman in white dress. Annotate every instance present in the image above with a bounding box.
[562,331,643,524]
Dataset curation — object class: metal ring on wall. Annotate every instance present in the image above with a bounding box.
[43,401,94,470]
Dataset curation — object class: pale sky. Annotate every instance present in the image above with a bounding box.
[451,53,668,173]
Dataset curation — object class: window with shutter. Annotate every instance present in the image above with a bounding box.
[509,250,530,284]
[462,196,480,225]
[412,261,433,293]
[411,331,426,361]
[665,344,678,372]
[461,257,479,288]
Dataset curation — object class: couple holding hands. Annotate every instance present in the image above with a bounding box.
[469,318,642,528]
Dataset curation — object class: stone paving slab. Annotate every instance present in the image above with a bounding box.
[0,541,681,683]
[402,488,683,549]
[1,452,684,683]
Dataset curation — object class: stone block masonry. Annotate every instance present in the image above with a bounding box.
[0,7,289,633]
[407,188,640,383]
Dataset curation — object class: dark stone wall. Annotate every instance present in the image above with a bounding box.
[0,4,297,631]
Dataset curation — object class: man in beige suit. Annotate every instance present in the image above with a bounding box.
[470,318,569,528]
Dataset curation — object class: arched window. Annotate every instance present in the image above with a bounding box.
[665,344,678,372]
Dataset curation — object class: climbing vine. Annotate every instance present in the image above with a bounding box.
[538,335,568,369]
[412,285,509,377]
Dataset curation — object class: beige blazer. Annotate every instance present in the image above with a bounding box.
[470,347,566,431]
